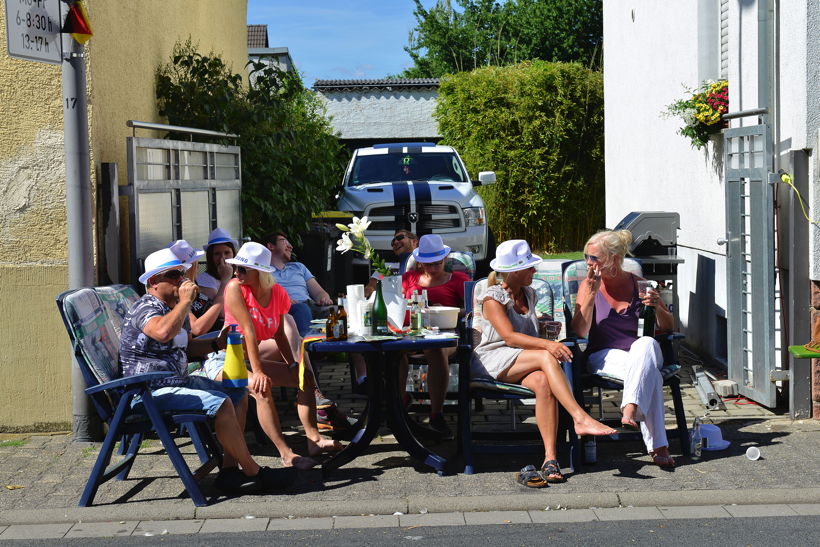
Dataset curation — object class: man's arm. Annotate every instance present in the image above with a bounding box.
[306,277,333,306]
[143,280,197,342]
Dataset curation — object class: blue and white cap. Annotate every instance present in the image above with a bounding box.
[412,234,451,263]
[139,248,191,284]
[489,240,542,273]
[203,227,239,251]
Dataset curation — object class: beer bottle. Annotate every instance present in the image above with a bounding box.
[336,295,348,341]
[325,305,337,341]
[373,279,390,335]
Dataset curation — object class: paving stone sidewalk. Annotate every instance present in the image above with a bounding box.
[2,358,819,526]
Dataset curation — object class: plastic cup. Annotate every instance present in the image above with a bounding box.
[745,446,761,461]
[637,279,652,298]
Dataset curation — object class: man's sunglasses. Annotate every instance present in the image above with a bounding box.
[391,234,407,243]
[159,269,185,281]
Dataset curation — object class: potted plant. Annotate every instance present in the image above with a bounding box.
[664,80,728,149]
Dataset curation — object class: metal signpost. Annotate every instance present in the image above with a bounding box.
[4,0,63,64]
[5,0,98,440]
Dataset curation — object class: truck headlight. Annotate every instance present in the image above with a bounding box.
[464,207,486,227]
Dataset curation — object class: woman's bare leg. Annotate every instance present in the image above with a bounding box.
[519,370,558,462]
[498,350,616,437]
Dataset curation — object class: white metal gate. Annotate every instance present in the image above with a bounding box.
[722,124,777,407]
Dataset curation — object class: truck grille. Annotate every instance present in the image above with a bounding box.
[367,204,462,231]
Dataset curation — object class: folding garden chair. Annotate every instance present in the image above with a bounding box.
[561,259,690,458]
[56,286,222,507]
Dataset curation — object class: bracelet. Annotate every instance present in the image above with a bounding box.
[211,340,220,353]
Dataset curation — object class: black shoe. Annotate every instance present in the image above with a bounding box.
[214,467,256,493]
[256,466,297,491]
[428,414,454,441]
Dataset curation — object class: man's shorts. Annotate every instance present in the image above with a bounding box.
[132,375,246,417]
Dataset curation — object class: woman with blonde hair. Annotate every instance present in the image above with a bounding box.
[202,242,342,469]
[472,240,616,486]
[571,229,676,468]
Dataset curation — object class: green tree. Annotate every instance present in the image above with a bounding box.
[402,0,602,78]
[156,40,346,241]
[435,61,604,251]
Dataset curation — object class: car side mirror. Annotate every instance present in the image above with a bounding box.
[474,171,496,187]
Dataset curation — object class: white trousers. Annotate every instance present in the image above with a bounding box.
[587,337,667,452]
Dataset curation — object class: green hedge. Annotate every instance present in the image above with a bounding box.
[435,61,604,252]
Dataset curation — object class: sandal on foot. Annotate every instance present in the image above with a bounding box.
[650,451,676,469]
[540,460,566,483]
[515,464,548,488]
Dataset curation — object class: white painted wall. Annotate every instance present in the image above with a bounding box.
[318,89,440,140]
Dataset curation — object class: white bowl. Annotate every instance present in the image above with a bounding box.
[427,306,460,329]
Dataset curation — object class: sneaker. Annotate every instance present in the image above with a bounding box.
[317,406,353,431]
[428,414,453,441]
[315,393,335,410]
[256,466,297,491]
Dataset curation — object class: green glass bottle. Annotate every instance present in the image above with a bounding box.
[640,304,656,337]
[373,279,390,335]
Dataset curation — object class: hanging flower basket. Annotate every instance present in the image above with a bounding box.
[664,80,728,149]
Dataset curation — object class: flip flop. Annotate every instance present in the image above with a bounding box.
[540,460,566,483]
[650,451,676,469]
[620,421,640,431]
[515,464,549,488]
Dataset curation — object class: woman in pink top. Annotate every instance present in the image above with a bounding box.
[399,235,467,439]
[223,242,341,469]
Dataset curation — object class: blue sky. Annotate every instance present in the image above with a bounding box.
[247,0,436,84]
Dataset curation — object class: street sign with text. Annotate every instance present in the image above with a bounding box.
[4,0,63,64]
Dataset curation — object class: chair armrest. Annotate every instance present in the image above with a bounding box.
[85,371,174,394]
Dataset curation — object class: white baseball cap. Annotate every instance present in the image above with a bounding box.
[489,240,543,273]
[225,242,276,273]
[139,248,191,284]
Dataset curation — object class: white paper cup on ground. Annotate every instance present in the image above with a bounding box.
[745,446,761,461]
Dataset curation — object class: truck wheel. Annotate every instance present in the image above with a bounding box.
[475,228,496,278]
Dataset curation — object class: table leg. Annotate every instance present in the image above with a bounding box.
[383,350,447,474]
[322,352,383,477]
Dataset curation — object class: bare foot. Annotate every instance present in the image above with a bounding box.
[621,403,639,429]
[573,416,617,437]
[650,446,675,468]
[282,454,318,470]
[307,437,345,457]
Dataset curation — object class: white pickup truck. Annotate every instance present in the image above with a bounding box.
[336,142,496,264]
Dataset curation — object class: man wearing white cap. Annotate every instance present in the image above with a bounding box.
[119,248,294,493]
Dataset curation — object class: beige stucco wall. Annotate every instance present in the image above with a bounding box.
[0,1,247,430]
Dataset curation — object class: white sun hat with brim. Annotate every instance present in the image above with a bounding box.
[699,423,731,451]
[412,234,451,263]
[139,248,191,284]
[203,227,239,251]
[490,239,543,273]
[225,242,276,273]
[168,239,205,265]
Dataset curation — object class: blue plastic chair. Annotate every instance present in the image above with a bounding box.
[56,286,221,507]
[457,279,579,474]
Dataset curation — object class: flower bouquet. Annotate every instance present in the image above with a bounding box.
[334,216,391,276]
[664,80,728,149]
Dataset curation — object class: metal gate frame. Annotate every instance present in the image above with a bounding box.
[723,124,777,407]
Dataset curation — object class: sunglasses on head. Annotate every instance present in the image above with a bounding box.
[391,234,407,243]
[584,253,600,262]
[159,269,184,281]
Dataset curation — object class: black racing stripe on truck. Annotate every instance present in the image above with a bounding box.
[405,146,422,154]
[392,181,411,229]
[412,182,432,236]
[387,147,403,155]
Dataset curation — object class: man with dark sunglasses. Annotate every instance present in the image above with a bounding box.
[364,229,418,298]
[119,248,295,493]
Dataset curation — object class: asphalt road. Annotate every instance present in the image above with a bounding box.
[10,515,820,546]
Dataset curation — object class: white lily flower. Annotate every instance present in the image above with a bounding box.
[335,223,350,232]
[336,232,353,253]
[349,216,371,236]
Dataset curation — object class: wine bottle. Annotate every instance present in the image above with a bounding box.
[373,279,390,335]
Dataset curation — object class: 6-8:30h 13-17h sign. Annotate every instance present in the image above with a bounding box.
[4,0,63,64]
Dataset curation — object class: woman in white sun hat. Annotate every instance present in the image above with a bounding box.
[472,239,616,486]
[217,241,342,469]
[399,234,468,439]
[169,239,225,337]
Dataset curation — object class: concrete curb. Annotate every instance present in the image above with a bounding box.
[5,488,820,526]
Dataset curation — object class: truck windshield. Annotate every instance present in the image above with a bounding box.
[349,152,467,186]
